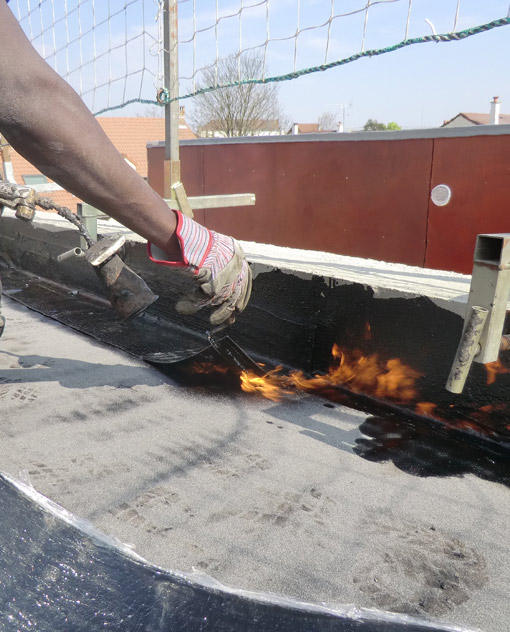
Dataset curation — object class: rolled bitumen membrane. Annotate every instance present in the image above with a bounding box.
[0,473,471,632]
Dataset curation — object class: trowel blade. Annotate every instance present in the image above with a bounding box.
[207,333,266,376]
[144,344,210,364]
[144,333,265,377]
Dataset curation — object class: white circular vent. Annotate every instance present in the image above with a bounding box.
[431,184,452,206]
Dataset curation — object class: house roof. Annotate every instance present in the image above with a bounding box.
[3,114,196,212]
[292,123,320,134]
[442,112,510,127]
[96,117,166,177]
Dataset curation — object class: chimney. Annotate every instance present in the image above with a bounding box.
[490,96,501,125]
[292,123,299,135]
[337,121,343,133]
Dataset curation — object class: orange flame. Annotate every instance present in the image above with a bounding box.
[485,359,510,385]
[191,335,510,437]
[415,402,437,417]
[239,367,293,402]
[240,344,421,403]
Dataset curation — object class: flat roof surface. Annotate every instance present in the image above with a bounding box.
[1,297,509,631]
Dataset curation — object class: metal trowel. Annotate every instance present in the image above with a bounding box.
[144,322,265,376]
[143,344,211,365]
[206,327,265,376]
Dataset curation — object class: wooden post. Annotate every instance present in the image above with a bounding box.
[0,135,13,182]
[163,0,180,200]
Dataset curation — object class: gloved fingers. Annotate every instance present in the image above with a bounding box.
[208,284,245,324]
[174,238,251,324]
[176,289,238,326]
[175,299,202,316]
[175,287,212,315]
[175,277,237,316]
[209,301,236,326]
[177,279,244,325]
[208,267,251,325]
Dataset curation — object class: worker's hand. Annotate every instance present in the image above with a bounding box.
[148,211,252,325]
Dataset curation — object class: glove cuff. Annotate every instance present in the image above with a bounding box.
[147,210,213,273]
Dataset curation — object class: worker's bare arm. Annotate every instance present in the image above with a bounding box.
[0,3,252,323]
[0,2,180,259]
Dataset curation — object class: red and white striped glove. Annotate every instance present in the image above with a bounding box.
[148,210,252,325]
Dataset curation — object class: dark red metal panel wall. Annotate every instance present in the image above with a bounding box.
[425,134,510,274]
[148,138,433,268]
[200,140,433,267]
[153,135,510,271]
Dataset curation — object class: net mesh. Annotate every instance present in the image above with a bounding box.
[8,0,510,113]
[176,0,510,100]
[9,0,161,115]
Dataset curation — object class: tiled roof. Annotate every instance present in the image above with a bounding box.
[6,145,80,210]
[295,123,320,134]
[96,117,166,177]
[3,114,196,213]
[442,112,510,126]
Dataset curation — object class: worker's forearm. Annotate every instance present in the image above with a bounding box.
[2,82,180,257]
[0,2,180,259]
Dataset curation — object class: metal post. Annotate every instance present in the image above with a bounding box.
[445,305,489,394]
[0,135,14,183]
[163,0,180,200]
[467,234,510,364]
[76,203,108,249]
[445,233,510,394]
[77,203,98,249]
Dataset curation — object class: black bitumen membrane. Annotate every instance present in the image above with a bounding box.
[0,473,470,632]
[1,268,208,361]
[3,264,510,480]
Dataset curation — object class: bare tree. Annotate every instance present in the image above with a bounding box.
[189,53,287,137]
[138,105,164,118]
[318,111,337,132]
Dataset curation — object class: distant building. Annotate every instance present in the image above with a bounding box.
[289,123,320,134]
[1,109,195,211]
[197,120,284,138]
[288,122,343,134]
[442,97,510,128]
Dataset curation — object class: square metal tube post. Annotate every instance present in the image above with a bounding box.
[163,0,180,200]
[446,233,510,394]
[467,233,510,364]
[76,203,109,250]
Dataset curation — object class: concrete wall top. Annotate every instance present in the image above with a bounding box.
[0,209,472,316]
[147,124,510,148]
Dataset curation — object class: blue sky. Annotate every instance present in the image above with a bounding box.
[277,18,510,129]
[175,0,510,129]
[10,0,510,129]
